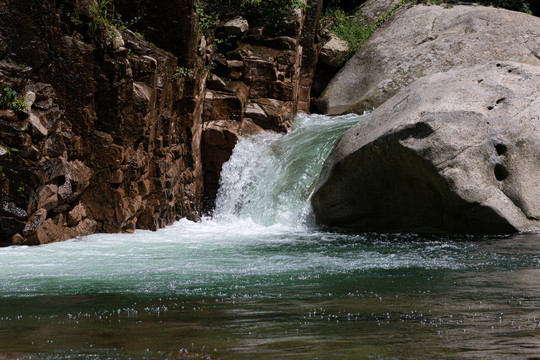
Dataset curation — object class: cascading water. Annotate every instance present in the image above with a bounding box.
[0,114,539,360]
[213,113,362,227]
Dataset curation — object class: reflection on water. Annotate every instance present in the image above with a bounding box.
[1,232,539,360]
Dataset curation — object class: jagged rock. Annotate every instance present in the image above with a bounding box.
[311,62,540,234]
[133,82,151,106]
[28,112,48,139]
[243,58,276,98]
[22,90,36,107]
[227,60,244,80]
[26,216,62,245]
[249,99,292,132]
[109,170,124,184]
[218,16,249,36]
[263,36,297,51]
[207,74,228,92]
[0,145,8,160]
[10,233,25,245]
[22,208,47,237]
[203,91,244,122]
[244,102,266,121]
[0,201,28,235]
[68,203,88,226]
[319,34,349,67]
[67,160,93,197]
[318,4,540,115]
[37,184,58,211]
[0,110,17,122]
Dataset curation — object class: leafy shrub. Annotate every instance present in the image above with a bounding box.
[199,0,306,34]
[0,83,28,112]
[88,0,139,44]
[323,0,406,63]
[0,83,17,109]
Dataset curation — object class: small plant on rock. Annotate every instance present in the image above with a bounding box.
[0,83,29,112]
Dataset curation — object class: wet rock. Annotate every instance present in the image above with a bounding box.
[10,233,25,245]
[22,208,47,237]
[312,62,540,234]
[0,201,28,236]
[249,99,291,132]
[26,217,62,245]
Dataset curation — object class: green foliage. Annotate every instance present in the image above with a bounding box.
[323,0,406,64]
[411,0,531,14]
[89,0,140,44]
[195,2,220,35]
[323,8,371,59]
[240,0,307,30]
[0,83,29,112]
[0,83,17,109]
[174,66,193,78]
[200,0,307,34]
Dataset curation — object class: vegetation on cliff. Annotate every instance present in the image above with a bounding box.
[0,83,28,112]
[197,0,306,34]
[322,0,534,65]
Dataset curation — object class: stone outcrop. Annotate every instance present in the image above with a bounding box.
[201,1,323,208]
[311,62,540,234]
[0,0,325,244]
[317,3,540,115]
[0,0,206,245]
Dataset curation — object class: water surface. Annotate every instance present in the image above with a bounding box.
[1,114,539,359]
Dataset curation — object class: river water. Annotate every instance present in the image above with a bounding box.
[1,114,539,359]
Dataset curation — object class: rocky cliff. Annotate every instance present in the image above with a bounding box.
[0,0,323,245]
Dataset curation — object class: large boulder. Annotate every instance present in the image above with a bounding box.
[317,3,540,115]
[311,62,540,234]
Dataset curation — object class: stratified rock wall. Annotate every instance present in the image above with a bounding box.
[201,1,324,208]
[0,0,206,245]
[0,0,323,244]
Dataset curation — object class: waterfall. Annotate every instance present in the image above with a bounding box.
[212,113,364,227]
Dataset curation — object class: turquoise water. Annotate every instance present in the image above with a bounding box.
[0,114,539,359]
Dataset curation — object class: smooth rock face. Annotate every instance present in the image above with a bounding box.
[317,4,540,115]
[311,62,540,234]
